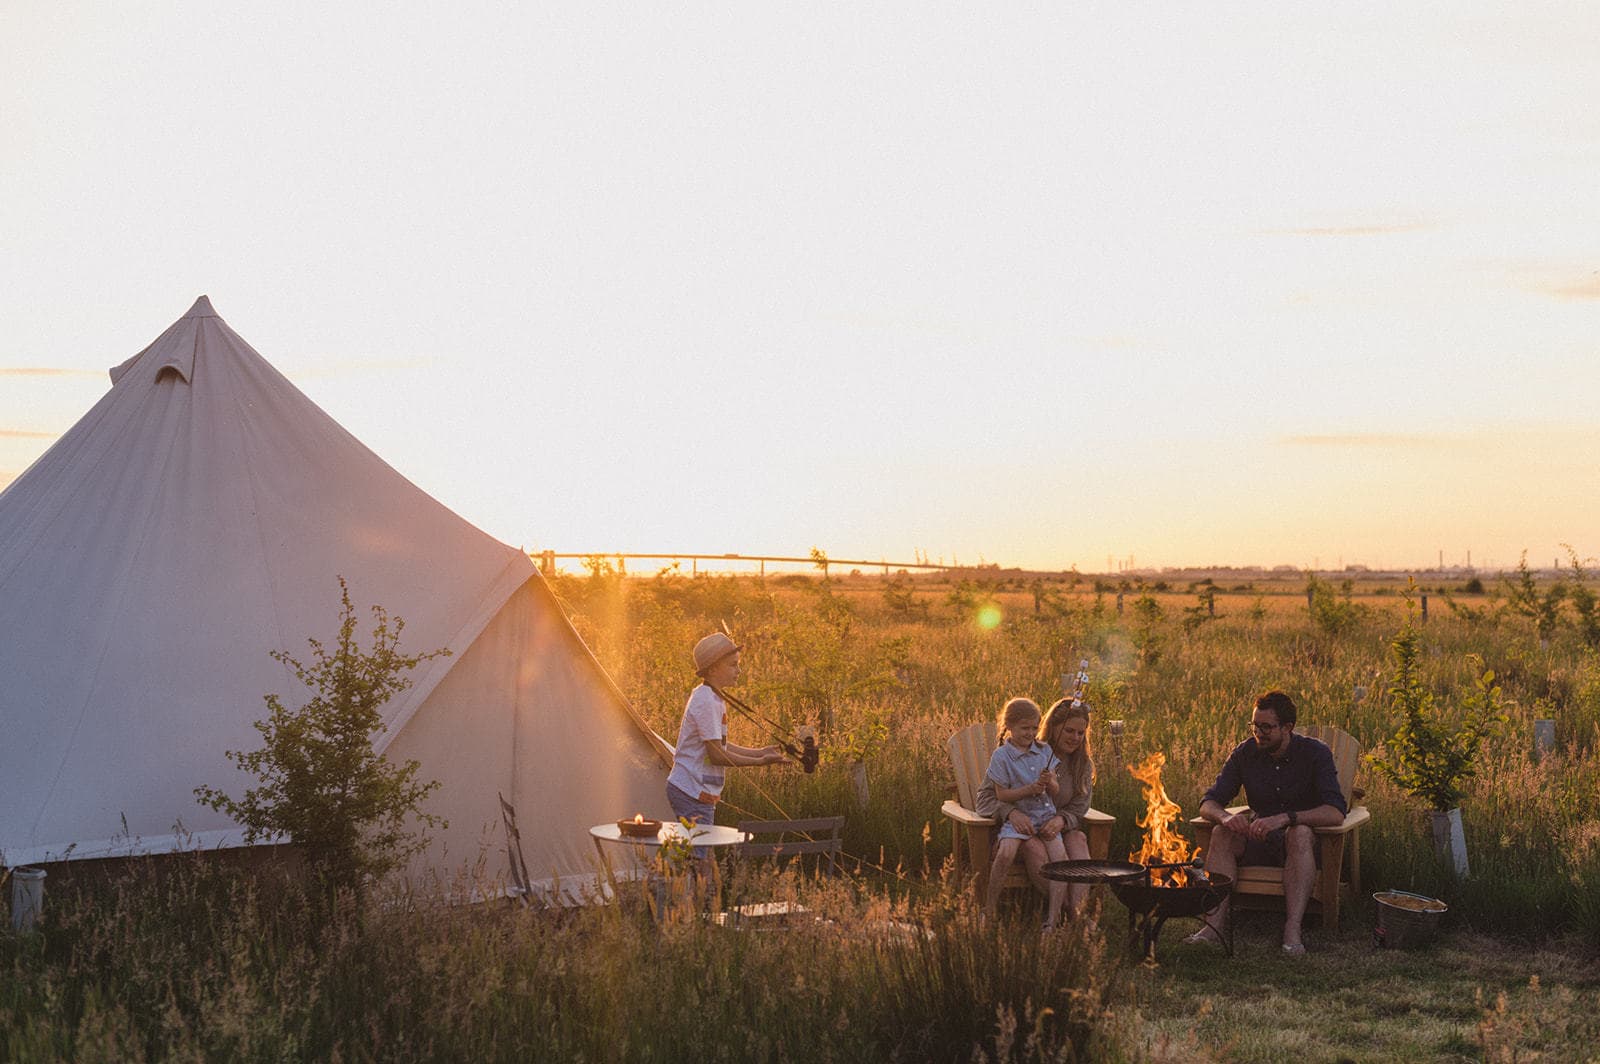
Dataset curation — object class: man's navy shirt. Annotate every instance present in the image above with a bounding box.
[1202,733,1347,817]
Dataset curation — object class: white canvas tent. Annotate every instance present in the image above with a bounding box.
[0,296,672,900]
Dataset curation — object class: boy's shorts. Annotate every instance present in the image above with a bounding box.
[666,782,716,827]
[665,783,715,858]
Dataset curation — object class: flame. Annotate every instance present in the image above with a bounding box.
[633,813,645,823]
[1127,753,1201,885]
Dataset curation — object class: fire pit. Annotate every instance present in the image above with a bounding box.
[1043,859,1234,960]
[1111,861,1233,960]
[1040,752,1237,961]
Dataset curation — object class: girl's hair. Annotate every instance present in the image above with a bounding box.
[997,696,1042,743]
[1042,698,1094,802]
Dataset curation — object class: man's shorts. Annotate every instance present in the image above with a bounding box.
[1240,825,1321,869]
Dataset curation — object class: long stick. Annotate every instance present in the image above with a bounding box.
[710,684,820,772]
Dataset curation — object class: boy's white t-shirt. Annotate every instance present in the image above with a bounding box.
[667,683,727,802]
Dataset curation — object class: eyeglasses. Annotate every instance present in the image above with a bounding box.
[1249,721,1281,734]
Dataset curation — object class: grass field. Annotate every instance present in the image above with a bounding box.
[5,565,1599,1061]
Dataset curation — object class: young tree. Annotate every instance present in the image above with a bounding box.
[1368,605,1507,812]
[1560,545,1600,649]
[195,578,449,899]
[1503,551,1565,645]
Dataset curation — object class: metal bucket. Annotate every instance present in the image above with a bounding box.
[1374,889,1446,949]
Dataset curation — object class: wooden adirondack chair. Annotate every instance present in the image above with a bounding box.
[941,721,1115,900]
[1189,724,1371,930]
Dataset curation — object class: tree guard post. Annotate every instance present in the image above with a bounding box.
[1533,719,1556,761]
[10,867,45,934]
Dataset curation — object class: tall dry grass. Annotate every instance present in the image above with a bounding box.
[2,856,1136,1062]
[555,569,1600,941]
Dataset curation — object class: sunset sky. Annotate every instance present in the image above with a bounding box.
[4,4,1598,573]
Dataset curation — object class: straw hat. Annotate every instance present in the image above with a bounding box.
[693,632,741,674]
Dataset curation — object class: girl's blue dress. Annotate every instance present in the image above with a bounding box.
[985,740,1059,841]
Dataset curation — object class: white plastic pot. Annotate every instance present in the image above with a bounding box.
[10,866,46,933]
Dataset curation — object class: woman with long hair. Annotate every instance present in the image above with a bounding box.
[1039,696,1095,915]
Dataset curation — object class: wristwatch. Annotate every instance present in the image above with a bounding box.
[1287,810,1299,827]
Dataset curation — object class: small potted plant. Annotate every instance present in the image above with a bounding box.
[1367,609,1507,875]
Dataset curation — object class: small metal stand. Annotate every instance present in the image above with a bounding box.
[1041,859,1235,964]
[1122,898,1233,962]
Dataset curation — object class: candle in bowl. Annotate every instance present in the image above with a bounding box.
[618,814,662,838]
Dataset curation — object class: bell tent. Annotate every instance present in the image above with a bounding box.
[0,296,671,899]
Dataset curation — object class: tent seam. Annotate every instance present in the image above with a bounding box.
[373,556,534,749]
[221,321,296,687]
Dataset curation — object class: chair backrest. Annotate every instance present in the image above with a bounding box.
[736,816,845,874]
[947,720,999,812]
[1299,725,1361,809]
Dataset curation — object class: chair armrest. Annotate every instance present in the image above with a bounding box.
[1189,805,1248,828]
[940,800,996,827]
[1314,806,1370,835]
[1190,805,1368,834]
[942,802,1111,829]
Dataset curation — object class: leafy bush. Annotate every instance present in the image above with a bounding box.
[1182,585,1217,633]
[1306,572,1365,635]
[195,579,448,899]
[1367,609,1508,812]
[1131,594,1165,664]
[1503,552,1565,644]
[1560,546,1600,649]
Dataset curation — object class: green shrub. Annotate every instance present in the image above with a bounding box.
[1306,572,1365,635]
[1366,609,1508,812]
[195,578,448,901]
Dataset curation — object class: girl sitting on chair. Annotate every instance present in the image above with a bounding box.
[982,697,1068,930]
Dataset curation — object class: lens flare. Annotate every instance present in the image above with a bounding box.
[976,604,1002,630]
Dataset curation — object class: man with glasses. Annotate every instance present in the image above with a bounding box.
[1188,691,1347,955]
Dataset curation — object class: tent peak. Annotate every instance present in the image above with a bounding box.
[184,295,218,319]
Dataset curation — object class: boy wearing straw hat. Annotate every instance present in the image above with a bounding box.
[665,632,788,827]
